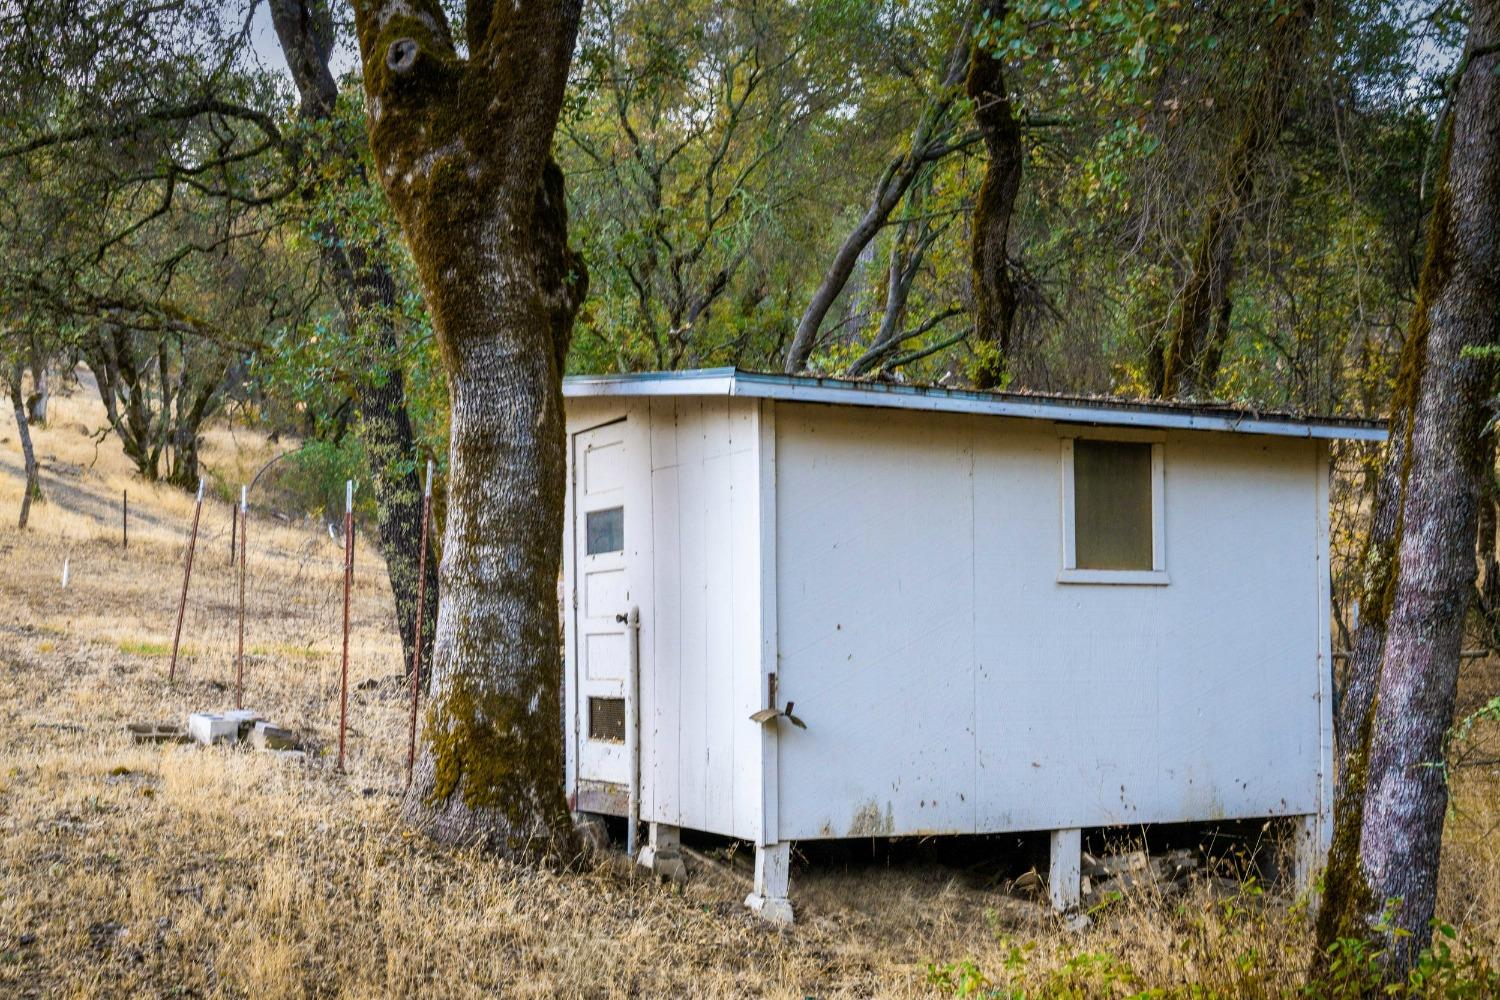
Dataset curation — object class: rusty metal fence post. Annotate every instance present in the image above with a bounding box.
[337,479,354,773]
[168,479,205,684]
[235,485,248,710]
[406,459,434,790]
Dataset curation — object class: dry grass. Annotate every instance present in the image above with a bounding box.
[0,380,1496,998]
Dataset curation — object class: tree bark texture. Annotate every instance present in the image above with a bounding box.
[269,0,438,681]
[1474,435,1500,649]
[351,0,586,853]
[1316,2,1500,973]
[1155,0,1316,399]
[782,10,973,374]
[9,361,40,529]
[966,0,1022,390]
[26,332,48,425]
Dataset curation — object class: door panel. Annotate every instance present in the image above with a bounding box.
[573,421,630,787]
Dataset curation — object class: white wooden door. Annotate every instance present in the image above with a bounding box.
[573,420,631,787]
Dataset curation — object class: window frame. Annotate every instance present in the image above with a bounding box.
[1059,432,1169,586]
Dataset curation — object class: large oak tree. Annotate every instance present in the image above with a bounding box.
[349,0,587,849]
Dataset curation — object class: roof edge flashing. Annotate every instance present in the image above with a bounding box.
[562,369,1387,442]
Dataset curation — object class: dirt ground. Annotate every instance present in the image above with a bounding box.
[1,381,1497,998]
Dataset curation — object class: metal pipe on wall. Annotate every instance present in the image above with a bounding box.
[625,605,641,859]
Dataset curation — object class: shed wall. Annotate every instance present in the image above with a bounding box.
[772,403,1329,841]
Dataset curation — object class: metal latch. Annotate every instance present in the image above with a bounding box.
[749,673,806,729]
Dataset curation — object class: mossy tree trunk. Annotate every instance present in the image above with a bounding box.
[269,0,438,682]
[25,331,48,425]
[1473,434,1500,639]
[350,0,586,852]
[8,359,40,529]
[165,377,218,489]
[1154,0,1316,399]
[966,0,1022,390]
[1316,1,1500,974]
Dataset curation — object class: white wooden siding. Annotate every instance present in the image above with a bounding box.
[644,396,764,840]
[566,393,1331,846]
[773,406,979,838]
[773,403,1326,840]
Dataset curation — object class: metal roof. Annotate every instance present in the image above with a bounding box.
[563,368,1387,442]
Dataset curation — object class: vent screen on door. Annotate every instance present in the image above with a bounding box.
[588,696,626,742]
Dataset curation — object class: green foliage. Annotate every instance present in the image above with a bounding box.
[278,439,378,523]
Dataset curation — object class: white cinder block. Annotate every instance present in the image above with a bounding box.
[187,713,239,746]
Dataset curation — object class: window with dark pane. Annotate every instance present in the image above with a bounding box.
[1073,440,1153,570]
[588,696,626,742]
[585,506,624,555]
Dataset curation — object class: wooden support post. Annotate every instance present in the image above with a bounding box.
[1291,813,1324,904]
[1049,828,1082,912]
[337,480,353,773]
[745,842,794,925]
[234,485,248,710]
[168,479,204,684]
[405,460,433,790]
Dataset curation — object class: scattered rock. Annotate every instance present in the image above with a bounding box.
[249,721,298,751]
[18,933,35,947]
[224,709,263,740]
[33,722,84,733]
[1009,869,1044,897]
[1081,849,1149,878]
[356,677,380,691]
[126,722,189,746]
[1062,912,1092,933]
[186,709,266,746]
[87,920,124,952]
[1080,847,1201,907]
[574,814,610,854]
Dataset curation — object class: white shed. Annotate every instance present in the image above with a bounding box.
[559,368,1385,922]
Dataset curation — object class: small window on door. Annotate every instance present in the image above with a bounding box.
[1061,438,1167,584]
[585,507,624,555]
[588,696,626,742]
